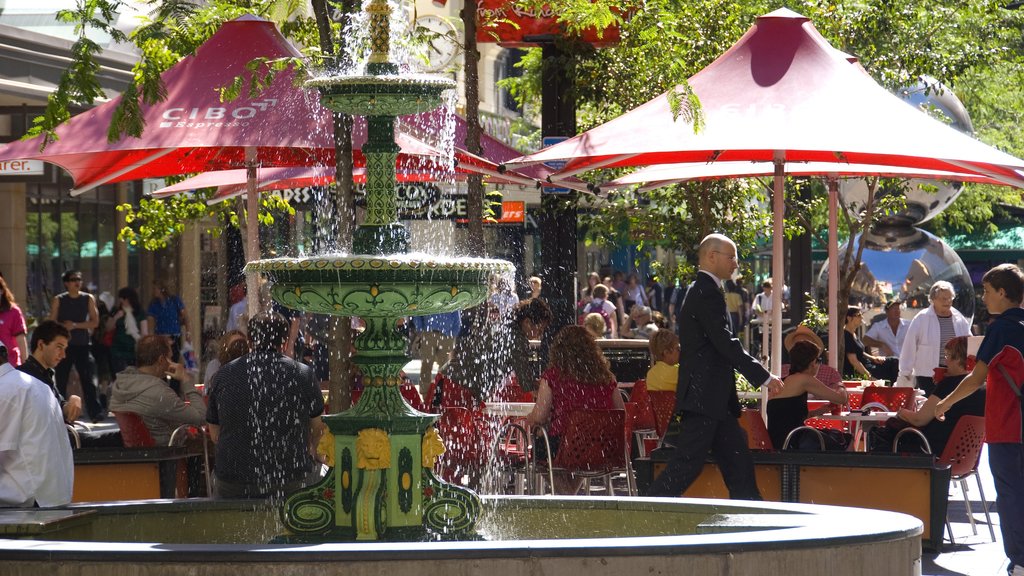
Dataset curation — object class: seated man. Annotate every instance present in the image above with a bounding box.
[0,341,73,507]
[108,334,206,445]
[17,320,82,423]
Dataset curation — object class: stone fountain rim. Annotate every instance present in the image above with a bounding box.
[0,496,922,562]
[306,74,457,88]
[245,254,514,273]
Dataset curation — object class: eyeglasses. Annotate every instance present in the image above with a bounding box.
[712,250,738,262]
[66,278,82,282]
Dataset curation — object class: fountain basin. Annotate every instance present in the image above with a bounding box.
[246,254,513,317]
[308,74,457,117]
[0,496,922,576]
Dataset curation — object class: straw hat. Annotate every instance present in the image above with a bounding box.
[784,324,824,352]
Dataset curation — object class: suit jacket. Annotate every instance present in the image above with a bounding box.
[676,272,769,420]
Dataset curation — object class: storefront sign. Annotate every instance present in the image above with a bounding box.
[270,187,315,206]
[0,160,44,176]
[476,0,621,47]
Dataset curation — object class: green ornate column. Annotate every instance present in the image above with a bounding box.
[250,0,511,542]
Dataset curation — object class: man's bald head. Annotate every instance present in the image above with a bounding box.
[698,234,734,264]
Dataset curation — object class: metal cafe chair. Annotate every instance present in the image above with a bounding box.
[934,415,995,543]
[739,408,774,451]
[531,409,636,496]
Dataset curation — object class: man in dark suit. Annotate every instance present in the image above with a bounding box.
[646,234,783,500]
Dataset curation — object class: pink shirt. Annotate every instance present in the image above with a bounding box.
[0,305,27,366]
[542,366,617,437]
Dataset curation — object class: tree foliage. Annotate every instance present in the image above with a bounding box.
[501,0,1024,290]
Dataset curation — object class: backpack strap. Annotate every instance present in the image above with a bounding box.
[996,363,1023,399]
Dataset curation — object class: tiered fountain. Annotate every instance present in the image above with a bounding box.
[245,0,511,541]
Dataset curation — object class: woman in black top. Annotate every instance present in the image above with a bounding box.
[844,306,899,381]
[892,336,986,455]
[769,340,849,449]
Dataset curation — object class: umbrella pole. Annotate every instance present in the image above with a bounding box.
[770,154,784,376]
[245,147,261,318]
[827,178,840,371]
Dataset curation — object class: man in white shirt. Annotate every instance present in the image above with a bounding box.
[0,341,74,507]
[863,299,909,357]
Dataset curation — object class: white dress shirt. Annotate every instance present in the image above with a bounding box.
[0,362,74,507]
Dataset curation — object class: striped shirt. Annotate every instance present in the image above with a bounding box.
[937,315,956,367]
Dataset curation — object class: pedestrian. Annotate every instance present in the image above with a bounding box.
[935,264,1024,576]
[527,276,543,301]
[0,275,28,366]
[0,340,74,507]
[205,312,325,499]
[147,280,191,394]
[17,320,81,423]
[49,270,105,422]
[645,234,783,500]
[410,311,461,394]
[898,281,972,394]
[107,287,149,376]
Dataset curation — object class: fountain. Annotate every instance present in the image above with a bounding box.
[245,0,513,541]
[0,2,925,571]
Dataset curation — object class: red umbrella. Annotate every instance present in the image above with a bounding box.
[505,8,1024,375]
[150,163,539,202]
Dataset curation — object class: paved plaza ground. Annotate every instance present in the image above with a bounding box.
[923,444,1008,576]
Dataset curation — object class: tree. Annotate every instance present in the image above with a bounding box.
[502,0,1024,313]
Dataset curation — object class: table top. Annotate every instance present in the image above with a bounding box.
[819,410,896,422]
[482,402,535,417]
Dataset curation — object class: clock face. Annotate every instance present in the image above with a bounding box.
[414,15,460,72]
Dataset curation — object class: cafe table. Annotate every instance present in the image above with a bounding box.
[481,402,536,417]
[818,410,897,451]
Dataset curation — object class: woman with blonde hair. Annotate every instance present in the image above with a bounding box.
[646,329,680,392]
[526,326,624,493]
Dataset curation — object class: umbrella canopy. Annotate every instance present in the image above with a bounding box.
[505,7,1024,378]
[603,161,1009,190]
[0,15,343,195]
[507,8,1024,186]
[0,16,527,194]
[151,163,538,202]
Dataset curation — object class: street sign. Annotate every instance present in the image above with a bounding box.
[541,136,572,194]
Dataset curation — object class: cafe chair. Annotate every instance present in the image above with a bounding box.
[892,427,932,454]
[400,383,426,412]
[66,424,81,449]
[782,426,826,451]
[114,411,156,447]
[114,411,213,497]
[625,401,660,458]
[435,406,489,488]
[647,391,677,438]
[532,409,636,496]
[861,386,916,411]
[485,420,531,495]
[935,415,995,543]
[739,409,774,451]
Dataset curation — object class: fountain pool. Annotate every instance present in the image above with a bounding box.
[0,496,921,576]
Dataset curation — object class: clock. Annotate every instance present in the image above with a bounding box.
[414,15,461,72]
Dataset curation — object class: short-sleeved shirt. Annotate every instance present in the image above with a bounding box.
[206,352,324,489]
[864,318,909,356]
[148,295,185,336]
[0,305,27,366]
[975,306,1024,443]
[542,366,617,438]
[646,361,678,392]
